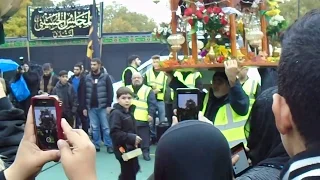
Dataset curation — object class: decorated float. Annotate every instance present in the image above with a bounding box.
[152,0,289,71]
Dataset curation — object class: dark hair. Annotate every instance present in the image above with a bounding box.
[116,87,133,98]
[245,87,282,165]
[74,63,82,70]
[42,63,51,71]
[278,9,320,146]
[128,55,139,65]
[91,58,101,64]
[58,70,68,77]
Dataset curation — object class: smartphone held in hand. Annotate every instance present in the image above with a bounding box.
[31,95,64,150]
[231,142,251,177]
[176,88,200,121]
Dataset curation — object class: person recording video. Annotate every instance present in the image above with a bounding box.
[167,60,249,147]
[12,57,40,115]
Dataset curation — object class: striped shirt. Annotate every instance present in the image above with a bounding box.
[280,147,320,180]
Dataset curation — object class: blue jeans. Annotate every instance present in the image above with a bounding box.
[156,101,166,123]
[150,101,166,138]
[88,108,112,149]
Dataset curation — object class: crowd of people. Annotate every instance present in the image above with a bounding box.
[0,9,320,180]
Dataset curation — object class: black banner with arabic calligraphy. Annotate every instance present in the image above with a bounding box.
[27,4,102,40]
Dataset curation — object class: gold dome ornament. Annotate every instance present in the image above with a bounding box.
[273,47,281,57]
[208,46,216,63]
[236,49,245,63]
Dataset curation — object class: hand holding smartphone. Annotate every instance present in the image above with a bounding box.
[31,95,64,150]
[231,142,251,177]
[176,88,200,121]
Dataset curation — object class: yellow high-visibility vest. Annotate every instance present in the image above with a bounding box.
[127,85,151,121]
[242,78,258,120]
[242,78,258,106]
[201,93,247,147]
[174,71,202,88]
[145,68,166,100]
[122,66,138,86]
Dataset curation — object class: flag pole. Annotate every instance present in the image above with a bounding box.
[100,38,103,59]
[27,40,30,62]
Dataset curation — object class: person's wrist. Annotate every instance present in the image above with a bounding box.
[228,76,237,87]
[4,165,23,180]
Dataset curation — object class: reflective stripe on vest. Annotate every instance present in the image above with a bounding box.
[146,69,166,100]
[122,67,138,86]
[201,93,247,147]
[127,85,151,121]
[174,72,202,88]
[242,79,258,106]
[241,79,258,121]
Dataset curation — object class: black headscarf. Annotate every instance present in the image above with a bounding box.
[154,120,233,180]
[244,86,289,168]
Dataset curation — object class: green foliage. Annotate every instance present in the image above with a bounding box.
[4,0,57,37]
[103,2,157,33]
[4,0,31,37]
[279,0,320,25]
[31,0,54,7]
[57,0,79,6]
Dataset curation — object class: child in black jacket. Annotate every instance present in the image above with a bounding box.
[109,87,142,180]
[51,70,78,127]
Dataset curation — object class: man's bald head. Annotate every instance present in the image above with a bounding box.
[132,72,143,86]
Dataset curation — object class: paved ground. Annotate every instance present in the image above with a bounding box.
[37,146,156,180]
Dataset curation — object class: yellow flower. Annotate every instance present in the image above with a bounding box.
[217,46,230,57]
[237,20,244,34]
[266,9,281,16]
[267,0,280,7]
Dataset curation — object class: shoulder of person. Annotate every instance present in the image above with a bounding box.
[110,108,122,117]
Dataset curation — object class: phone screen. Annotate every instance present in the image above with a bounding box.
[177,89,199,121]
[232,143,250,177]
[34,99,58,150]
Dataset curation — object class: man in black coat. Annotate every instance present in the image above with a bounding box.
[0,79,25,168]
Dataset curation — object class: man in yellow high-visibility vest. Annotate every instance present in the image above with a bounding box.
[145,55,167,123]
[121,55,141,86]
[127,72,157,161]
[167,60,249,147]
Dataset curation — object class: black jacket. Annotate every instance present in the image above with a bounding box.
[14,70,40,97]
[109,103,137,160]
[0,97,25,168]
[51,82,78,114]
[0,170,5,180]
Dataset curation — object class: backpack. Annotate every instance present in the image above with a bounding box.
[10,75,30,102]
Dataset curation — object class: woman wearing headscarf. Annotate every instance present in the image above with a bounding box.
[154,120,234,180]
[237,86,289,180]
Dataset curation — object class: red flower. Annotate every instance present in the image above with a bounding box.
[212,7,222,14]
[217,56,225,63]
[199,7,205,12]
[184,8,193,16]
[220,18,228,25]
[207,7,214,14]
[195,10,203,19]
[188,19,194,26]
[203,16,209,24]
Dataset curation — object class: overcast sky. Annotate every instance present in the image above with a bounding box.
[53,0,172,23]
